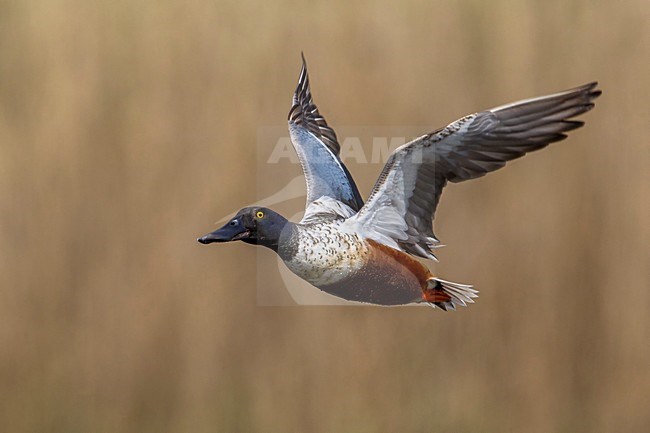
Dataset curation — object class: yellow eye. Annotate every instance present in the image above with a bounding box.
[256,211,264,219]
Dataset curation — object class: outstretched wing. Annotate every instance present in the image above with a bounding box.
[344,82,601,259]
[288,54,364,215]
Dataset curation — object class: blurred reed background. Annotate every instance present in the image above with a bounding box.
[0,0,648,432]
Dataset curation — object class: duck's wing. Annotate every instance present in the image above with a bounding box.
[288,54,364,216]
[344,82,601,260]
[301,196,357,225]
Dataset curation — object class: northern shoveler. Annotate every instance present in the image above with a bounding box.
[198,54,600,310]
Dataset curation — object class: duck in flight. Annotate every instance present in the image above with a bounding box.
[198,55,600,310]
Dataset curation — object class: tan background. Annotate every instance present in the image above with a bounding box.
[1,1,649,432]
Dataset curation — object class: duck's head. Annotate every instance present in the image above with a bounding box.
[197,207,290,251]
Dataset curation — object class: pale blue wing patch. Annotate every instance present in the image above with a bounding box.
[287,55,363,212]
[289,123,362,212]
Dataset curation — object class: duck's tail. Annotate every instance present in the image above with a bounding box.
[423,277,478,311]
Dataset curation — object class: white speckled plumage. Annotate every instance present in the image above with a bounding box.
[282,220,369,287]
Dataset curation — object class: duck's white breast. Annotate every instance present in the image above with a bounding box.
[282,221,369,286]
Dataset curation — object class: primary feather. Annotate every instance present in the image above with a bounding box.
[345,82,601,260]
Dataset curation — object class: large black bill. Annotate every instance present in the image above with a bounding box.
[197,222,250,244]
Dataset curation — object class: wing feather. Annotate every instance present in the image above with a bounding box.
[287,54,364,212]
[345,82,601,259]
